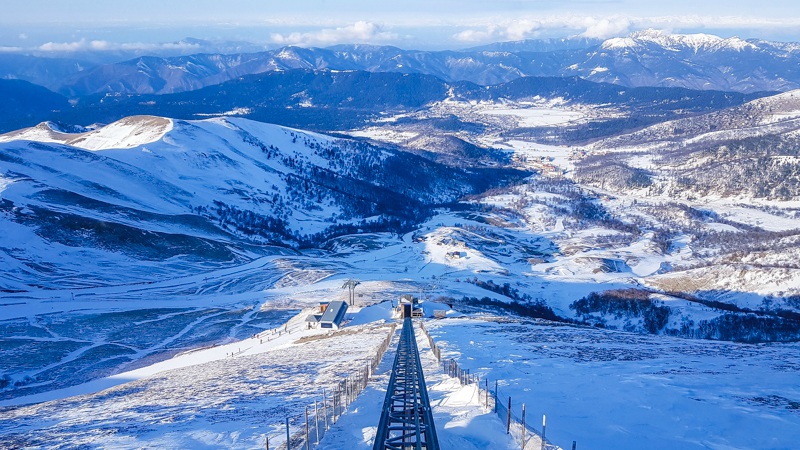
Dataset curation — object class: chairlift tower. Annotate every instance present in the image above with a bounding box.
[342,279,360,306]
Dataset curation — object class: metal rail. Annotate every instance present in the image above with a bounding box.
[373,318,440,450]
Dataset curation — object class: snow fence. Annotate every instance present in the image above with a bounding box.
[419,321,571,450]
[269,322,397,450]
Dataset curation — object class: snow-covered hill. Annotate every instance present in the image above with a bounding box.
[579,90,800,201]
[1,116,173,150]
[0,115,516,291]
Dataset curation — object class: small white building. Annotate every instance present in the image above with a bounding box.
[393,295,423,319]
[318,301,348,329]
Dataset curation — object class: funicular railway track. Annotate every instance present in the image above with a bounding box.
[373,318,440,450]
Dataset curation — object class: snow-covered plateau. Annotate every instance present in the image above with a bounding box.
[2,87,800,449]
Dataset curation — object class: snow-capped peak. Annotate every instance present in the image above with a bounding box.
[0,116,173,151]
[601,29,757,52]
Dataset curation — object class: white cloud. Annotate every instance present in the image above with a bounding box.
[453,27,498,43]
[453,16,627,43]
[270,21,398,46]
[579,17,633,39]
[37,39,90,52]
[452,14,800,44]
[35,39,202,53]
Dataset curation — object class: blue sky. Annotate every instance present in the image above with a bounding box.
[2,0,800,52]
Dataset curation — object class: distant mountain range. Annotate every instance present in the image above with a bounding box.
[2,30,799,97]
[0,79,71,132]
[39,69,756,139]
[0,68,765,135]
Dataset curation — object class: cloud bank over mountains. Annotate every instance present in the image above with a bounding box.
[270,21,400,47]
[2,0,800,52]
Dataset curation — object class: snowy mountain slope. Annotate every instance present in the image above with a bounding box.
[578,90,800,201]
[0,319,397,448]
[593,89,800,149]
[425,315,800,450]
[0,116,173,150]
[0,115,519,291]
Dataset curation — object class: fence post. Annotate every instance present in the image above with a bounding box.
[323,389,329,431]
[494,380,498,413]
[305,406,310,450]
[485,378,489,410]
[285,417,290,450]
[521,403,526,450]
[314,400,320,445]
[265,435,269,450]
[332,388,337,422]
[572,441,577,450]
[507,397,512,434]
[541,415,547,450]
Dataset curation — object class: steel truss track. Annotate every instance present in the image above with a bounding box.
[373,318,440,450]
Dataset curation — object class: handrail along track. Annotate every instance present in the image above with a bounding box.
[372,318,440,450]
